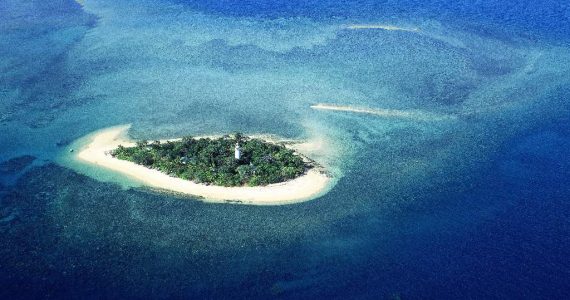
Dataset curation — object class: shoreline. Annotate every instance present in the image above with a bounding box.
[63,125,334,205]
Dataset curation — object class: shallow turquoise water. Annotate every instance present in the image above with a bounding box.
[1,0,569,298]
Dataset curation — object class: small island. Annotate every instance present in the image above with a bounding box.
[110,133,311,187]
[65,125,333,205]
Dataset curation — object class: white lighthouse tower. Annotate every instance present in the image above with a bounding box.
[234,142,241,160]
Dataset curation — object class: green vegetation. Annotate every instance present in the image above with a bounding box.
[110,133,310,187]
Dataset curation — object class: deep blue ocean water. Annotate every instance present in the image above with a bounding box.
[1,0,569,299]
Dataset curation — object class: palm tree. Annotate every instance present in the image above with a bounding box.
[234,132,244,144]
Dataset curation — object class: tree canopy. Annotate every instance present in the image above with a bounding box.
[111,134,310,187]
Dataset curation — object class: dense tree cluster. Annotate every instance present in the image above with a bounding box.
[111,134,309,187]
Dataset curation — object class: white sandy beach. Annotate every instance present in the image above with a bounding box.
[70,125,333,205]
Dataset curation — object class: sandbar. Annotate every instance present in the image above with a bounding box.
[311,103,456,122]
[67,125,334,205]
[346,24,420,32]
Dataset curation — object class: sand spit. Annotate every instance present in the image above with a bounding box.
[311,103,457,122]
[65,125,334,205]
[346,24,420,32]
